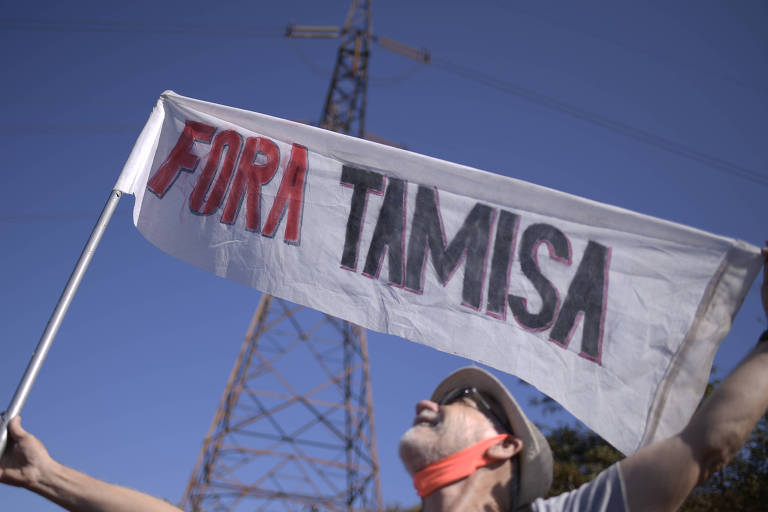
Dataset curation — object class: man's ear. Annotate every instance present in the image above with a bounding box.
[487,436,524,460]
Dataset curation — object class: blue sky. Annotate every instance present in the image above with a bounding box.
[0,1,765,509]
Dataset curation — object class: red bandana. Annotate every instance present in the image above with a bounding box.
[412,433,511,498]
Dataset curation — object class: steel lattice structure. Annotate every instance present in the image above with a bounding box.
[319,0,371,137]
[181,1,382,510]
[180,296,381,511]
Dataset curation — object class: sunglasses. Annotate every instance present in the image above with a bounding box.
[439,386,512,433]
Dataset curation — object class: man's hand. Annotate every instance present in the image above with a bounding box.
[0,416,55,490]
[1,416,183,511]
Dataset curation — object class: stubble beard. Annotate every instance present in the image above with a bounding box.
[398,423,447,475]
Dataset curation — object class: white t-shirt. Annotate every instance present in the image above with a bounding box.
[531,463,628,512]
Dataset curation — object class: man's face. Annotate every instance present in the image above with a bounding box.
[398,395,502,475]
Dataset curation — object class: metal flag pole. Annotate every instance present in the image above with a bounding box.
[0,189,123,456]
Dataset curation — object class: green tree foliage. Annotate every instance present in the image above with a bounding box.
[545,424,623,495]
[531,380,768,510]
[680,411,768,511]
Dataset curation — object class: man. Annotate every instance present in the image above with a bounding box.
[2,242,768,510]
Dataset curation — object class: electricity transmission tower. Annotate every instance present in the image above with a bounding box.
[180,1,385,510]
[180,296,381,511]
[317,0,371,137]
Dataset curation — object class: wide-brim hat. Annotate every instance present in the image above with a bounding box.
[431,366,553,507]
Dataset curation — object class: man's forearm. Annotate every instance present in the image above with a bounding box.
[29,460,182,512]
[621,336,768,512]
[682,340,768,481]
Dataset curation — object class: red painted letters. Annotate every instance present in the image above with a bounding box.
[189,130,243,215]
[262,144,308,243]
[146,121,308,244]
[221,137,280,231]
[147,121,215,197]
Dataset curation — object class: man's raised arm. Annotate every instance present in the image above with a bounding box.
[0,416,182,512]
[620,241,768,512]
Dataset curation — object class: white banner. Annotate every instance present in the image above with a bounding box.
[117,91,761,455]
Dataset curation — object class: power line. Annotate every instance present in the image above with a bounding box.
[0,209,131,223]
[507,8,768,95]
[0,17,283,37]
[289,37,426,87]
[4,16,763,186]
[0,125,137,136]
[429,56,768,187]
[286,37,333,78]
[368,60,425,87]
